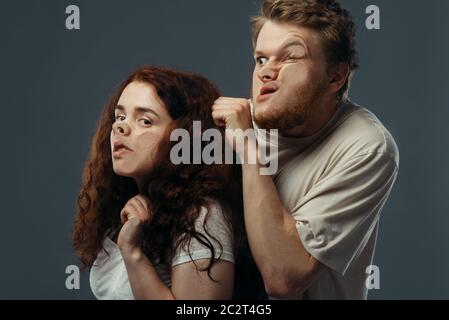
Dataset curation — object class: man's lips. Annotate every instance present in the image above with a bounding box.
[260,83,279,95]
[257,83,279,101]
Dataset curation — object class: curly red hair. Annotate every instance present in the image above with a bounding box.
[72,66,265,299]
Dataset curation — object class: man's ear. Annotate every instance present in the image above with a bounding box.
[328,63,350,95]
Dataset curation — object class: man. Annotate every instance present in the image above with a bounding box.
[212,0,399,299]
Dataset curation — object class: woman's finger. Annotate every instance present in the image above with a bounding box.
[134,195,150,212]
[120,201,139,224]
[130,197,150,221]
[125,196,152,222]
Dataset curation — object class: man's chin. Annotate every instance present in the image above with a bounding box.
[254,115,282,131]
[253,102,278,127]
[253,111,273,129]
[253,98,271,113]
[254,109,303,131]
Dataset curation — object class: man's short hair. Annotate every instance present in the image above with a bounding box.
[251,0,359,100]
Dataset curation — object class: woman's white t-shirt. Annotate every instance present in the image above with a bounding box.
[89,202,235,300]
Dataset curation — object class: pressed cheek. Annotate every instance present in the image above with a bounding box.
[287,65,323,97]
[109,130,114,151]
[252,67,263,96]
[282,64,309,86]
[134,131,160,166]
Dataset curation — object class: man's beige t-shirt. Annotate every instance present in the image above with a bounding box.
[252,99,399,300]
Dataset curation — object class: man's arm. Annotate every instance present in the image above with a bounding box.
[241,161,324,299]
[212,97,324,299]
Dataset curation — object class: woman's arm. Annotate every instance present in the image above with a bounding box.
[118,195,234,300]
[171,259,234,299]
[122,246,234,300]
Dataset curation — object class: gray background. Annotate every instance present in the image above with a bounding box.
[1,0,448,299]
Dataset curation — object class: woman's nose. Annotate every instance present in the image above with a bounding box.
[112,121,131,136]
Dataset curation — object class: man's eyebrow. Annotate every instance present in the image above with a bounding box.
[280,40,307,53]
[254,40,308,57]
[115,105,160,119]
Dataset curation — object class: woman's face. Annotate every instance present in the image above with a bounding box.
[110,81,173,184]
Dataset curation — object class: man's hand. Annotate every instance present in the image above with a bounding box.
[117,195,153,253]
[212,97,256,158]
[212,97,253,131]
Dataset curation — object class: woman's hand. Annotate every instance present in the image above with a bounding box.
[117,195,152,254]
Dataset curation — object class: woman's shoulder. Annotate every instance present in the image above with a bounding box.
[196,197,231,229]
[171,197,235,266]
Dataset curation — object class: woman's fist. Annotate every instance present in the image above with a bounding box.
[117,195,152,252]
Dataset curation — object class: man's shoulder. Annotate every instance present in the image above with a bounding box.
[329,100,399,166]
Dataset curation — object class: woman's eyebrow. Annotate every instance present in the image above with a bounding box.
[115,105,160,119]
[115,105,125,112]
[135,106,160,119]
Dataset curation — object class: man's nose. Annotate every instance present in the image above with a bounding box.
[258,62,279,82]
[112,121,131,136]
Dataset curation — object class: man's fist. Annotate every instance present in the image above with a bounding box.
[211,97,253,131]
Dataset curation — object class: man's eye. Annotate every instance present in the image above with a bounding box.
[285,56,299,63]
[256,57,268,65]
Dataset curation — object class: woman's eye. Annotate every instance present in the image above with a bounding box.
[140,119,152,126]
[115,115,125,121]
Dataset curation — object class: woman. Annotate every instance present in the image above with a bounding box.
[72,66,264,300]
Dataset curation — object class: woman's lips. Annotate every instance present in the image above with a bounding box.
[113,147,133,158]
[112,140,133,158]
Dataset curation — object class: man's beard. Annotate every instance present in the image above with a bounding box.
[254,79,327,133]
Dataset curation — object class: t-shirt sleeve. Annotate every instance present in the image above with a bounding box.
[293,151,398,275]
[171,202,235,267]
